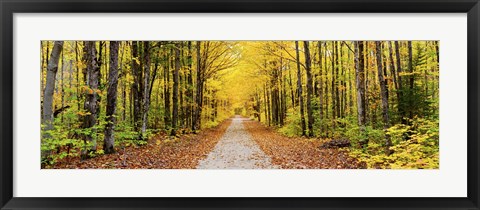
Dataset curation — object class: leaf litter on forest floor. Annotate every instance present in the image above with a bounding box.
[243,119,364,169]
[49,119,231,169]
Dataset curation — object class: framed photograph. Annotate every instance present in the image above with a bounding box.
[1,0,479,209]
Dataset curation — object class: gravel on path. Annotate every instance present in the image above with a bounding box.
[196,116,279,169]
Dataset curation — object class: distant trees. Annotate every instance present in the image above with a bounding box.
[193,41,237,131]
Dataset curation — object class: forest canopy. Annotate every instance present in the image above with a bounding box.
[41,40,439,169]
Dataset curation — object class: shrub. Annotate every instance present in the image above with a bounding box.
[279,108,304,137]
[350,117,439,169]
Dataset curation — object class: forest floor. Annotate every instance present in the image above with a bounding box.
[50,116,362,169]
[50,119,231,169]
[244,119,363,169]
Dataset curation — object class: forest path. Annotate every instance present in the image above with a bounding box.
[196,116,279,169]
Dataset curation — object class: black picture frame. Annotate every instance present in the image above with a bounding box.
[1,0,479,209]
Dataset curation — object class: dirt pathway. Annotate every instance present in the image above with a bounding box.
[197,116,279,169]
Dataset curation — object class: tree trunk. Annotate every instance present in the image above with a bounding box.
[331,42,337,125]
[118,43,126,122]
[340,43,346,118]
[303,41,314,137]
[433,41,439,101]
[103,41,119,154]
[354,41,367,148]
[75,42,82,112]
[388,42,399,104]
[131,41,142,135]
[164,50,171,129]
[288,62,295,107]
[193,41,203,131]
[317,41,324,133]
[281,75,287,125]
[149,61,159,113]
[347,42,354,114]
[375,41,392,154]
[266,83,271,126]
[271,62,280,126]
[295,41,306,136]
[42,41,64,132]
[68,59,73,104]
[256,90,261,122]
[141,41,151,139]
[186,41,194,130]
[41,41,51,100]
[407,41,414,119]
[364,42,370,124]
[323,43,329,136]
[263,84,268,124]
[179,43,185,128]
[60,47,65,122]
[41,42,45,99]
[335,41,341,119]
[171,42,181,136]
[279,58,285,126]
[81,41,100,157]
[394,41,405,123]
